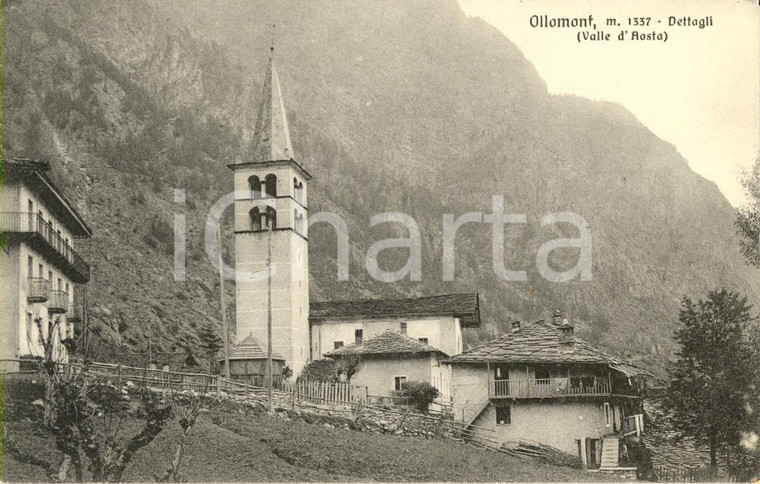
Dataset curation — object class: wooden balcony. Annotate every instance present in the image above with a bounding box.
[0,212,90,283]
[47,290,69,314]
[67,304,83,323]
[621,414,645,437]
[27,277,50,303]
[490,377,612,399]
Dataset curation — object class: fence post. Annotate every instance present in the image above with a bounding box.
[291,383,296,411]
[117,364,122,390]
[216,376,222,399]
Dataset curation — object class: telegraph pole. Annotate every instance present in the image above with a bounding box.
[266,218,274,412]
[217,223,230,379]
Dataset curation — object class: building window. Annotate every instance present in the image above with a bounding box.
[250,207,262,231]
[26,312,34,344]
[496,405,512,425]
[265,174,277,197]
[333,341,344,349]
[418,337,428,345]
[535,366,550,380]
[248,175,262,198]
[394,376,407,391]
[293,177,304,203]
[355,329,363,345]
[604,402,612,427]
[400,322,407,334]
[494,365,505,380]
[265,206,277,229]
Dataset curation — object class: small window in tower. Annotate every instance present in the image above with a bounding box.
[250,207,262,231]
[265,207,277,229]
[355,329,363,345]
[265,174,277,197]
[333,341,344,349]
[249,175,262,199]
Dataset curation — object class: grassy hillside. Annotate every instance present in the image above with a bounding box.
[5,0,759,373]
[3,380,605,482]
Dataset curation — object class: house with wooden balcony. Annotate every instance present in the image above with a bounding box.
[445,311,652,474]
[0,157,91,371]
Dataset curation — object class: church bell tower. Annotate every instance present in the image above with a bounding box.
[228,49,311,376]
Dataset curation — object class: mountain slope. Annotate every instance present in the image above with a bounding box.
[5,0,757,372]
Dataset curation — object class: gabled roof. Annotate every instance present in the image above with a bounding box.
[445,320,653,378]
[325,330,447,358]
[223,334,285,361]
[249,54,295,164]
[310,293,481,327]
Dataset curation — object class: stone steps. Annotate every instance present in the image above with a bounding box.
[600,438,619,468]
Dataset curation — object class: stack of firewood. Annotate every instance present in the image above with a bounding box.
[500,440,583,469]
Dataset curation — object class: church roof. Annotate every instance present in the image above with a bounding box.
[309,293,481,327]
[223,334,285,361]
[325,330,446,358]
[444,320,653,378]
[249,54,295,164]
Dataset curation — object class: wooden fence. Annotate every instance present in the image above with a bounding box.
[652,466,718,482]
[284,379,367,406]
[52,361,503,454]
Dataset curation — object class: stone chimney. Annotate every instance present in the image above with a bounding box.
[552,310,563,325]
[558,317,574,345]
[511,321,521,333]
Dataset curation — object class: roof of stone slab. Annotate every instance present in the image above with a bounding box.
[325,330,447,358]
[310,293,481,327]
[444,320,653,378]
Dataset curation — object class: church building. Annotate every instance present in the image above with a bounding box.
[227,50,480,379]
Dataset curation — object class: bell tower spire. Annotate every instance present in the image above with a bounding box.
[250,26,295,164]
[228,44,312,377]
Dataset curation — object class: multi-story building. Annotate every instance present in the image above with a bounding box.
[0,157,91,371]
[446,311,651,471]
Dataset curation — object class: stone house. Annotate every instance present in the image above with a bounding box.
[446,312,652,471]
[325,329,452,401]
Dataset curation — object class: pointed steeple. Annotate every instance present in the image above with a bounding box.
[250,48,295,163]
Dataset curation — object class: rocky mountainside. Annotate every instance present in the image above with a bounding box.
[5,0,758,372]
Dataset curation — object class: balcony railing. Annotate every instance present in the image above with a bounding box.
[621,414,645,437]
[27,277,50,302]
[47,290,69,314]
[67,305,83,323]
[0,212,90,283]
[490,377,611,399]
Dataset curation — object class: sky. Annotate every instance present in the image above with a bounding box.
[459,0,759,207]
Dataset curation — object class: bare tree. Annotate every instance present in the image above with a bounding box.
[155,390,206,483]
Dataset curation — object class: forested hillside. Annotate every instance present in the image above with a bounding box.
[5,0,757,373]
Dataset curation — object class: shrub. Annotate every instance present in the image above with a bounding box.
[397,380,439,412]
[300,359,338,382]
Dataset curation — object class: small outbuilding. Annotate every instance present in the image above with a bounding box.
[221,333,286,386]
